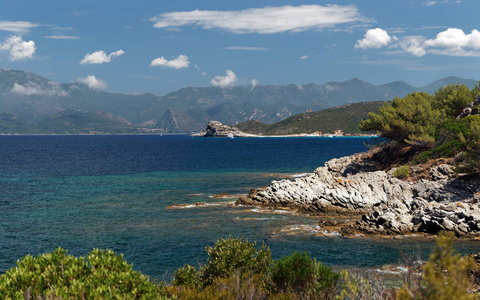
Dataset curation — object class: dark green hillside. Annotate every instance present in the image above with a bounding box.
[36,110,137,134]
[236,101,386,135]
[0,113,38,134]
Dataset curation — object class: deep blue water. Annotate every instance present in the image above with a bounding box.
[0,135,479,280]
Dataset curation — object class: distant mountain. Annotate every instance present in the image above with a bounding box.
[235,101,387,135]
[0,69,477,133]
[35,110,137,134]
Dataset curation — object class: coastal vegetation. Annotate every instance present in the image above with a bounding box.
[359,83,480,172]
[1,235,479,299]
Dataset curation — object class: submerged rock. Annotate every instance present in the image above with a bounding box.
[236,149,480,237]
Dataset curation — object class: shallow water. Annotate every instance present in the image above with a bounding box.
[0,135,478,281]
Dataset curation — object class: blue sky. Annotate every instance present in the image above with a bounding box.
[1,0,479,95]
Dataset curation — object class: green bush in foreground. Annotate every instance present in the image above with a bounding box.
[2,235,480,299]
[0,248,162,299]
[397,232,478,300]
[201,235,273,286]
[270,251,338,299]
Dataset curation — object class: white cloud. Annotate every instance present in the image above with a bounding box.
[11,81,68,97]
[80,49,124,64]
[211,70,238,88]
[150,54,190,69]
[421,0,461,5]
[0,21,39,33]
[300,55,308,59]
[399,36,427,57]
[77,75,107,90]
[150,5,365,34]
[0,35,36,60]
[355,28,394,49]
[202,71,207,76]
[354,27,480,57]
[223,46,269,51]
[45,35,80,39]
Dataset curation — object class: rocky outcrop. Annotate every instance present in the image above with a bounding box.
[236,151,480,237]
[457,94,480,119]
[199,121,257,137]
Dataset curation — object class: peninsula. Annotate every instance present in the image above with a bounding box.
[237,84,480,238]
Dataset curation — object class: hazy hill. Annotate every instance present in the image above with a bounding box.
[235,101,388,135]
[0,69,477,133]
[35,110,137,134]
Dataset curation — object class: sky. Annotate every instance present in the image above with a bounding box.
[1,0,480,95]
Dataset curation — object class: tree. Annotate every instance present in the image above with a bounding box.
[360,92,443,146]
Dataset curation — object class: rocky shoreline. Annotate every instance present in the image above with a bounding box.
[236,145,480,238]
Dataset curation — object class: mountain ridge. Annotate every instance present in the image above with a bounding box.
[0,69,477,133]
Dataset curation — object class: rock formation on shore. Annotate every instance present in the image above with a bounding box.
[194,121,256,137]
[236,145,480,237]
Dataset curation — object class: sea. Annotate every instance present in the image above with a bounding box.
[1,135,479,281]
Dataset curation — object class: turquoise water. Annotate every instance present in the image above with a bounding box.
[0,135,479,281]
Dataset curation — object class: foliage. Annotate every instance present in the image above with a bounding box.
[360,83,480,173]
[0,247,163,299]
[360,92,443,146]
[201,236,272,285]
[337,269,395,300]
[269,251,339,299]
[392,166,410,179]
[3,236,480,299]
[173,264,201,289]
[170,271,271,300]
[396,232,478,300]
[433,83,477,118]
[411,150,432,165]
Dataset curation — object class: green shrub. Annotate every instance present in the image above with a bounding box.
[200,236,272,286]
[172,264,201,288]
[0,248,163,299]
[392,165,410,179]
[270,251,339,299]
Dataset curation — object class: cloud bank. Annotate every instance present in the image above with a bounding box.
[150,5,365,34]
[150,54,190,69]
[356,27,480,57]
[77,75,107,90]
[11,81,68,97]
[211,70,237,87]
[80,49,124,64]
[0,35,36,60]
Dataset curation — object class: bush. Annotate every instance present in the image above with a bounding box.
[172,264,201,289]
[396,232,478,300]
[200,236,272,286]
[0,248,162,299]
[392,165,410,179]
[270,251,339,299]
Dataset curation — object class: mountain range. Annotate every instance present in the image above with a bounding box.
[0,69,477,133]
